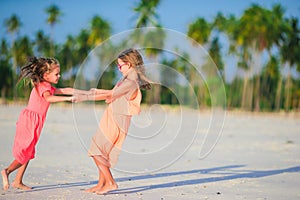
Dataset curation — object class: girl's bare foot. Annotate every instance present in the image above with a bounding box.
[11,182,32,190]
[96,183,118,195]
[85,176,105,193]
[1,169,9,191]
[84,184,103,193]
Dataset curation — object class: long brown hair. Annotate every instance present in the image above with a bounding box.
[118,48,151,90]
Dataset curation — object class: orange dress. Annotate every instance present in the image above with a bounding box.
[88,69,142,167]
[13,82,55,164]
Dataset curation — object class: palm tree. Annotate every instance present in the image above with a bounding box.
[188,17,211,45]
[280,17,300,111]
[187,17,213,106]
[34,30,51,56]
[208,37,224,76]
[0,39,12,104]
[265,4,288,111]
[4,14,22,99]
[260,56,280,110]
[132,0,163,104]
[13,36,33,98]
[13,36,34,67]
[75,29,91,64]
[134,0,160,28]
[213,12,240,108]
[45,4,62,56]
[4,14,21,44]
[234,5,263,111]
[87,15,111,47]
[58,35,76,86]
[70,29,91,90]
[95,42,117,90]
[230,4,284,111]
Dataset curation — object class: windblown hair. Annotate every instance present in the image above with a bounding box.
[118,48,151,90]
[18,57,59,85]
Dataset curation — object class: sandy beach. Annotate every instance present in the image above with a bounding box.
[0,104,299,200]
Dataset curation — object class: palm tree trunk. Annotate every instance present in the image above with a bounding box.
[153,85,161,104]
[241,74,248,110]
[11,35,17,100]
[248,78,254,111]
[254,76,261,111]
[12,50,18,100]
[50,25,55,57]
[1,87,7,104]
[197,83,204,107]
[275,76,282,111]
[151,57,161,104]
[284,69,292,112]
[253,50,261,112]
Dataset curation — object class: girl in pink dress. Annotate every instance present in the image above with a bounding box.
[1,57,89,191]
[81,48,151,194]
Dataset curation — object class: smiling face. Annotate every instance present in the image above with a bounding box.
[43,64,61,84]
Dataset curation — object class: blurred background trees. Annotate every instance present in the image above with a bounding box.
[0,1,299,112]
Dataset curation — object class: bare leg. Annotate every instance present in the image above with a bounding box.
[11,161,32,190]
[84,157,105,193]
[95,163,118,195]
[1,160,22,191]
[1,170,9,191]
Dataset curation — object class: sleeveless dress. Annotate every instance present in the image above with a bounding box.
[88,69,142,167]
[13,82,55,164]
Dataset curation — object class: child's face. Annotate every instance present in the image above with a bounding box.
[117,58,131,75]
[43,65,61,84]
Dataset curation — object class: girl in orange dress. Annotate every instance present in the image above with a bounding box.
[1,57,89,191]
[82,48,151,194]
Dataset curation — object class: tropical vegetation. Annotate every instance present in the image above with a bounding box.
[0,1,299,112]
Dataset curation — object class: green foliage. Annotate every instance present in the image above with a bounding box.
[133,0,161,28]
[0,39,12,99]
[188,17,212,45]
[0,2,299,112]
[45,4,62,26]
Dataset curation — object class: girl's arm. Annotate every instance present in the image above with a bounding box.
[54,87,90,95]
[75,90,112,102]
[104,80,138,104]
[89,90,112,101]
[89,88,111,95]
[43,91,75,103]
[111,80,137,100]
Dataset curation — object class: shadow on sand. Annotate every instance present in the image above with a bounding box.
[14,165,300,194]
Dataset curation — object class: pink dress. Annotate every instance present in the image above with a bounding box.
[13,82,55,164]
[88,69,142,167]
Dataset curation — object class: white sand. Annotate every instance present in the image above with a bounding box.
[0,104,299,200]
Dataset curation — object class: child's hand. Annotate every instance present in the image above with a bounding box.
[69,96,77,103]
[73,94,87,103]
[89,88,97,94]
[105,97,113,104]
